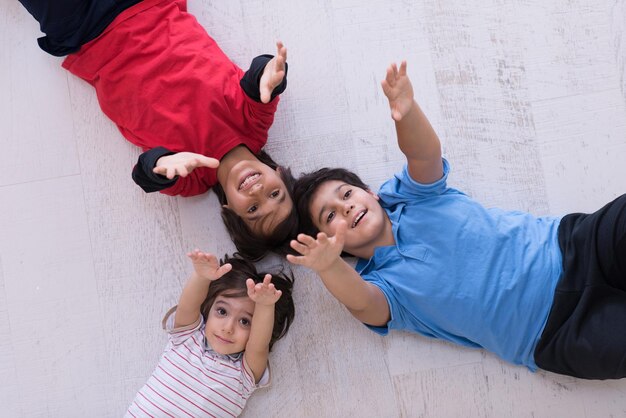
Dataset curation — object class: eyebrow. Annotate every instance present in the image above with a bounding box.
[215,299,253,317]
[317,184,346,225]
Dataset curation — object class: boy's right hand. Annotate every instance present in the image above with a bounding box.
[286,220,348,273]
[188,250,232,282]
[381,61,414,122]
[154,152,219,179]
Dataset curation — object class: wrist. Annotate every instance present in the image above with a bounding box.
[190,271,213,285]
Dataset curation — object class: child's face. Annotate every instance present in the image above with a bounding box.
[204,294,255,355]
[222,160,293,236]
[309,180,389,255]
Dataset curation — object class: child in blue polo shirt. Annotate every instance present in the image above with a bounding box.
[287,61,626,379]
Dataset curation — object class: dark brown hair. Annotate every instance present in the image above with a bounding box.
[293,167,369,238]
[200,253,295,351]
[213,150,299,261]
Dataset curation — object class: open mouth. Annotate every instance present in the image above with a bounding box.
[239,172,260,190]
[352,209,367,228]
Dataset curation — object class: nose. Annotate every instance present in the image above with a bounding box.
[222,318,235,334]
[342,202,354,216]
[249,183,263,196]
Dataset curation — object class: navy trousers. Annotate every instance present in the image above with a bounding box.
[534,194,626,379]
[19,0,141,56]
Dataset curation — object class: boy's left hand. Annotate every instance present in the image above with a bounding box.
[247,274,282,306]
[259,41,287,104]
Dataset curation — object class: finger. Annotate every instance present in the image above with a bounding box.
[276,41,286,59]
[153,166,166,176]
[275,289,283,299]
[199,156,220,169]
[178,165,189,178]
[392,109,402,122]
[385,65,395,86]
[296,233,317,246]
[216,263,232,277]
[203,252,216,261]
[317,233,329,245]
[290,240,310,255]
[286,254,306,266]
[334,220,348,245]
[263,274,273,285]
[398,60,407,76]
[166,167,176,179]
[391,62,398,78]
[246,278,256,294]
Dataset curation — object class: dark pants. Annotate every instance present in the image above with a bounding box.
[534,194,626,379]
[19,0,141,56]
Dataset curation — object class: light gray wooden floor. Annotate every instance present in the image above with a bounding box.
[2,0,626,417]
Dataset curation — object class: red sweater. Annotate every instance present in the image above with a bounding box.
[62,0,279,196]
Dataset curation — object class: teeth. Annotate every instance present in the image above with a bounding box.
[352,210,366,228]
[239,173,260,190]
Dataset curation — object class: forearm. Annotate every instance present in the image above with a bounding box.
[396,101,441,162]
[396,101,443,183]
[244,303,274,382]
[174,273,210,327]
[318,259,378,312]
[246,304,274,353]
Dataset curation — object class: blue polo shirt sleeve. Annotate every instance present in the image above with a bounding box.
[359,270,395,335]
[377,158,451,206]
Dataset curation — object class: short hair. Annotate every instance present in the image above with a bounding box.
[293,167,369,237]
[213,150,299,261]
[200,253,295,351]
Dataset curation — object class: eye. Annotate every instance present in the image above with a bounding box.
[216,307,227,316]
[343,189,352,199]
[270,190,280,198]
[247,205,258,213]
[326,211,335,223]
[239,318,251,327]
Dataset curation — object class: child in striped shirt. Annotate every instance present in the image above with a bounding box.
[126,250,295,417]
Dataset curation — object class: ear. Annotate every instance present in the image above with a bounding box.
[366,189,380,201]
[222,204,230,209]
[275,166,283,175]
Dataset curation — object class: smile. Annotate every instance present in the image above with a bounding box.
[239,172,260,190]
[352,209,367,228]
[215,335,233,344]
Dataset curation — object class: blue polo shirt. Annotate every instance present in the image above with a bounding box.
[356,160,563,370]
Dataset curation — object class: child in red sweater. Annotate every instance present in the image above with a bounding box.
[19,0,297,260]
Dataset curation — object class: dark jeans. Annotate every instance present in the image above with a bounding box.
[19,0,141,56]
[534,194,626,379]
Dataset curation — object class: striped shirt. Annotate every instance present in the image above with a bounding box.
[126,308,270,417]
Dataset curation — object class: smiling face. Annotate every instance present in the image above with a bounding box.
[204,294,255,355]
[309,180,394,258]
[222,159,293,237]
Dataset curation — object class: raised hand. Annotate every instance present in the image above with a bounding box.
[286,220,347,273]
[153,152,219,179]
[246,274,282,306]
[187,250,232,282]
[259,41,287,104]
[381,61,414,122]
